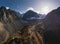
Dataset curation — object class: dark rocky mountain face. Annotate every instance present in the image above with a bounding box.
[22,10,45,25]
[0,6,27,43]
[43,7,60,44]
[22,10,40,25]
[22,10,39,20]
[43,7,60,30]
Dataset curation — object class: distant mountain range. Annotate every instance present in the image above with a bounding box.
[22,10,46,24]
[22,10,46,20]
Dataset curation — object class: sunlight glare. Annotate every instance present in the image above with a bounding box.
[41,6,50,14]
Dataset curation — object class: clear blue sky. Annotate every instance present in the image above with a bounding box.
[0,0,60,14]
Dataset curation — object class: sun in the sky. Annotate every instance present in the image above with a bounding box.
[40,6,50,14]
[26,6,52,15]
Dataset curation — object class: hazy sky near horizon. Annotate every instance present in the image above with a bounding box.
[0,0,60,14]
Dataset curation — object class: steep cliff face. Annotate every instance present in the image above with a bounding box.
[43,7,60,44]
[43,7,60,30]
[0,6,27,34]
[0,6,27,43]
